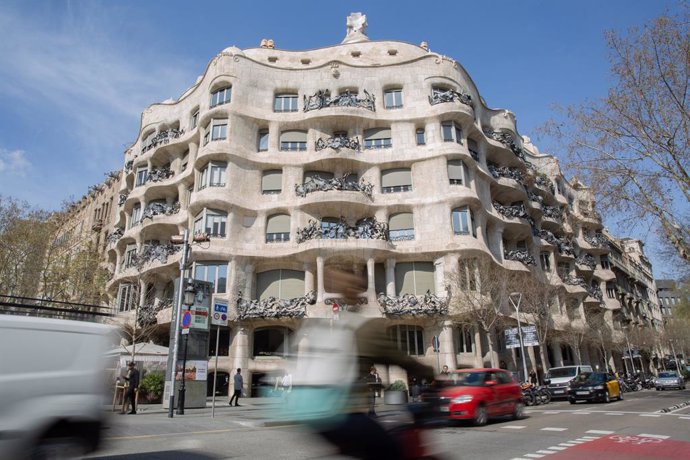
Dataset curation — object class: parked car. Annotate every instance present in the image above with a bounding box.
[545,365,593,399]
[425,368,523,426]
[655,371,686,391]
[568,372,622,403]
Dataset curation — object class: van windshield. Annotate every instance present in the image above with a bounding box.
[548,368,577,378]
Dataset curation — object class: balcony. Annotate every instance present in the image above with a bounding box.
[378,289,449,317]
[303,89,375,112]
[140,201,181,222]
[315,135,361,152]
[537,229,574,256]
[503,249,536,266]
[575,254,597,270]
[534,174,556,195]
[488,163,524,182]
[493,202,534,225]
[91,219,103,232]
[542,205,563,221]
[295,173,373,199]
[146,166,174,184]
[106,228,124,245]
[141,128,184,154]
[428,88,473,108]
[235,290,315,320]
[584,233,609,249]
[296,217,389,243]
[483,129,534,169]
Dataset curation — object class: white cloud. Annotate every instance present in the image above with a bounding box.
[0,148,31,176]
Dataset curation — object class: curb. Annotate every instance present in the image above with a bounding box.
[657,399,690,413]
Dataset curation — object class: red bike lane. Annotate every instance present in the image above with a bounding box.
[548,434,690,460]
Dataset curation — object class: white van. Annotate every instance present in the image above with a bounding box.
[0,315,114,459]
[545,365,594,398]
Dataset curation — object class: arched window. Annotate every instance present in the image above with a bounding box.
[451,207,473,236]
[394,262,435,296]
[256,269,305,300]
[388,325,425,356]
[262,170,282,194]
[210,85,232,107]
[441,121,462,144]
[388,212,414,241]
[266,214,290,242]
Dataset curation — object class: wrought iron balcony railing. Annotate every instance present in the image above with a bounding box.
[295,173,373,199]
[428,88,473,107]
[315,135,361,151]
[303,90,376,112]
[378,289,449,317]
[236,290,316,320]
[296,217,389,243]
[503,249,536,266]
[141,128,184,153]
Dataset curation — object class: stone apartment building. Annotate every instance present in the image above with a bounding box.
[70,13,665,389]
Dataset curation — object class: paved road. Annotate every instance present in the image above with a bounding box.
[88,389,690,459]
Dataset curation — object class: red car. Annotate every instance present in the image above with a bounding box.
[428,368,524,426]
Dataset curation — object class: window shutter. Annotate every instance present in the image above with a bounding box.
[447,160,464,181]
[257,270,281,300]
[395,262,415,296]
[279,270,305,299]
[413,262,435,294]
[389,212,414,230]
[280,130,307,142]
[364,128,391,140]
[262,170,282,191]
[266,214,290,233]
[381,169,411,187]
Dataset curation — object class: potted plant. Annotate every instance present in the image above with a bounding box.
[383,380,409,404]
[139,372,165,404]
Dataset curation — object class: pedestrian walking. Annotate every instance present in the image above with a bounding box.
[529,369,538,386]
[123,362,140,414]
[365,366,379,416]
[229,368,243,407]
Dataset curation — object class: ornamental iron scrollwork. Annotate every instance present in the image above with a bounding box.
[378,287,450,317]
[428,88,473,108]
[315,135,361,151]
[296,217,389,243]
[141,128,184,153]
[535,174,556,195]
[527,189,543,204]
[576,254,597,270]
[138,299,173,328]
[236,290,316,320]
[295,173,373,199]
[493,202,534,226]
[488,163,524,182]
[503,249,536,266]
[125,160,134,173]
[303,89,376,112]
[484,129,534,169]
[133,242,180,267]
[140,201,180,222]
[537,229,574,256]
[542,205,563,221]
[564,275,587,288]
[106,227,124,245]
[146,166,174,183]
[118,192,129,206]
[584,233,609,248]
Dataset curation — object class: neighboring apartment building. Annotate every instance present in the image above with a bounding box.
[656,279,684,318]
[98,14,662,388]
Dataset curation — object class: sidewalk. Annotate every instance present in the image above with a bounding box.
[106,395,409,428]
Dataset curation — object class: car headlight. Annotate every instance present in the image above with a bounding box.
[452,395,474,404]
[594,385,606,390]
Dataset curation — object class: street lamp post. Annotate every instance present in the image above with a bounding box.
[509,293,529,383]
[176,282,196,415]
[670,340,682,373]
[626,336,637,375]
[167,229,190,418]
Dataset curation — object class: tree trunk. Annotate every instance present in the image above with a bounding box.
[539,341,551,377]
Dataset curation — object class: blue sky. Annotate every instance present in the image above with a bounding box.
[0,0,682,276]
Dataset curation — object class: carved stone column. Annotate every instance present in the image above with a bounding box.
[552,341,564,367]
[439,320,457,370]
[385,258,396,296]
[366,257,376,299]
[230,327,250,393]
[433,258,445,296]
[304,263,315,295]
[316,256,325,303]
[244,263,255,300]
[474,327,484,367]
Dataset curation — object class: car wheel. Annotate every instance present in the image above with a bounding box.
[512,400,525,420]
[473,404,488,426]
[569,398,576,405]
[603,391,611,403]
[656,387,660,391]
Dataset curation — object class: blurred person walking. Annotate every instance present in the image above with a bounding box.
[123,362,139,415]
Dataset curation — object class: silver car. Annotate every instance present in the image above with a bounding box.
[655,371,686,390]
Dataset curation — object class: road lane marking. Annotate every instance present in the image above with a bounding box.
[558,443,577,447]
[638,433,670,439]
[586,430,614,435]
[573,412,590,415]
[503,425,527,429]
[604,412,624,415]
[541,427,568,431]
[547,446,567,451]
[639,414,661,417]
[524,454,545,458]
[680,416,690,420]
[536,450,556,454]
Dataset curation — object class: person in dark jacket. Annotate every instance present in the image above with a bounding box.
[229,368,243,406]
[123,362,140,414]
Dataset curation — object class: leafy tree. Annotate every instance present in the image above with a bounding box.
[546,6,689,263]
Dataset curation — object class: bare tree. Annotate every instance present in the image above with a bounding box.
[585,310,615,372]
[448,256,511,367]
[545,7,690,262]
[558,324,586,365]
[514,272,561,374]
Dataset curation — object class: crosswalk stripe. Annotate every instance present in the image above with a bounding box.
[604,412,624,416]
[503,425,527,429]
[638,433,670,439]
[541,427,568,431]
[524,454,545,459]
[536,450,556,455]
[548,446,567,451]
[639,414,661,417]
[679,416,690,420]
[586,430,614,434]
[573,412,590,415]
[559,443,577,447]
